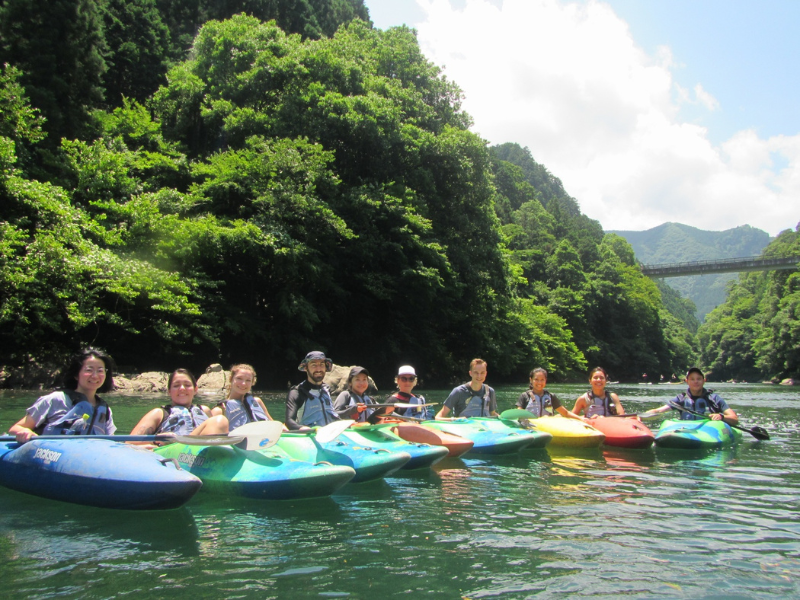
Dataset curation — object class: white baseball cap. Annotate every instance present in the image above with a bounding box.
[397,365,417,377]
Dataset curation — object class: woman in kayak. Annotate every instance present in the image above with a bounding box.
[517,367,584,419]
[211,364,287,431]
[571,367,625,418]
[333,366,380,422]
[130,369,229,439]
[384,365,433,421]
[9,348,117,443]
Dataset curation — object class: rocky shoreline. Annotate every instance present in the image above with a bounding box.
[111,363,375,397]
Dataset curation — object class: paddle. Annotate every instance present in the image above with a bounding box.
[313,419,355,443]
[0,433,245,446]
[667,401,770,441]
[606,411,662,420]
[367,402,439,409]
[230,421,284,450]
[0,421,284,450]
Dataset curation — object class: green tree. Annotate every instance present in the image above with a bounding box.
[0,0,107,143]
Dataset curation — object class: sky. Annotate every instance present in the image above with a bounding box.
[362,0,800,236]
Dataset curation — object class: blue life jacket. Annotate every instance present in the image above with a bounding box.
[40,392,113,435]
[158,404,208,435]
[585,390,617,418]
[340,391,377,423]
[459,385,492,418]
[394,393,433,421]
[219,394,269,430]
[674,390,723,421]
[524,390,555,417]
[296,384,338,427]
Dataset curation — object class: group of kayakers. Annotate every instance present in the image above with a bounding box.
[7,347,739,444]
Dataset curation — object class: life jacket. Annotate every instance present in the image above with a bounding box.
[524,389,555,418]
[674,389,723,421]
[459,385,492,418]
[39,391,113,436]
[392,392,433,421]
[339,391,377,423]
[585,390,617,418]
[295,383,338,427]
[158,404,208,435]
[217,394,269,430]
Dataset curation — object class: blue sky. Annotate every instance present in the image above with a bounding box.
[363,0,799,236]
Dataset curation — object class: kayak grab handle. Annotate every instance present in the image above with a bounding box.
[158,457,183,471]
[313,461,334,466]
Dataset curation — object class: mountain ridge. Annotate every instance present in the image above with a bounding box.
[609,222,771,320]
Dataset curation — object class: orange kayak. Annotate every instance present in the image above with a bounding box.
[376,419,474,457]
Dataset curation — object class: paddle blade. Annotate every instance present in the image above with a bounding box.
[638,410,663,421]
[499,408,535,420]
[745,425,770,441]
[314,420,354,443]
[232,420,284,450]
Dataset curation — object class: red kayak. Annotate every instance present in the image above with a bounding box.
[376,420,474,457]
[584,416,654,449]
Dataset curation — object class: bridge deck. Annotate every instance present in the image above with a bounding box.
[641,255,800,278]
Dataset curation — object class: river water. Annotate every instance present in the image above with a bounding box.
[1,383,799,599]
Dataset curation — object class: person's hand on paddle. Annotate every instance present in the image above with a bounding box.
[709,413,723,421]
[355,404,367,414]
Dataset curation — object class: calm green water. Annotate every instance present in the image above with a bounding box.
[1,383,799,599]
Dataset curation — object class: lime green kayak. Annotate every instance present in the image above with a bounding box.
[155,443,355,499]
[654,419,743,450]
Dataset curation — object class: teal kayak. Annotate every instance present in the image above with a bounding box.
[277,433,411,482]
[422,418,541,454]
[0,438,202,510]
[470,417,552,449]
[154,443,355,500]
[338,424,449,470]
[654,419,743,450]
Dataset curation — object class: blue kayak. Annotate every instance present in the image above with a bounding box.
[154,443,356,499]
[0,438,202,510]
[654,419,743,450]
[337,424,450,470]
[277,433,411,483]
[422,418,543,454]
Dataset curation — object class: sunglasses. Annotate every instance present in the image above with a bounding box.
[398,376,416,381]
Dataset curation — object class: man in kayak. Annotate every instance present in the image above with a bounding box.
[649,367,739,425]
[285,351,340,430]
[518,368,584,419]
[435,358,499,419]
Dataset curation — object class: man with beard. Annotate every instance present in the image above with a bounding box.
[285,351,341,431]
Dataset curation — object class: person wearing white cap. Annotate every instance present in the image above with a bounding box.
[285,351,340,431]
[383,365,433,420]
[435,358,498,419]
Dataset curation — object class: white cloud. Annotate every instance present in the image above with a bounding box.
[414,0,798,236]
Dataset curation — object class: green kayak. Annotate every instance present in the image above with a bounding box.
[654,419,743,450]
[155,443,355,500]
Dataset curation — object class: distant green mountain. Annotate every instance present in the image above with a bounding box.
[610,223,771,320]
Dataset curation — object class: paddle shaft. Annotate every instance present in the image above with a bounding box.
[1,434,189,444]
[667,401,769,440]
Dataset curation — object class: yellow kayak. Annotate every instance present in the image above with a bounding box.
[526,416,605,448]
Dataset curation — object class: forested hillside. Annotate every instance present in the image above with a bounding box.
[698,226,800,382]
[611,223,771,320]
[0,1,700,385]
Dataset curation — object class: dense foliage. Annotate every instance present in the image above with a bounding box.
[698,226,800,381]
[0,5,709,385]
